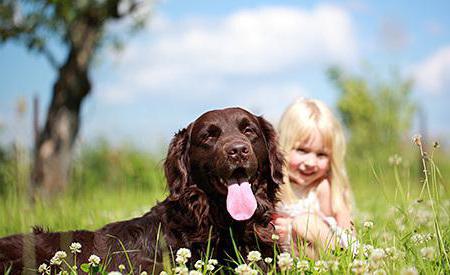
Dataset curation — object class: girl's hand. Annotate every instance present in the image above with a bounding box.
[272,215,294,243]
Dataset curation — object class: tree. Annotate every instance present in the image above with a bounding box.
[0,0,149,195]
[328,67,416,161]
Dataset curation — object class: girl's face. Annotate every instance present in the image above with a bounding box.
[288,128,330,187]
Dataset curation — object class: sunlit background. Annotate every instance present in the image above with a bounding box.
[1,0,449,151]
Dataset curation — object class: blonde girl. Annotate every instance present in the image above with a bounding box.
[273,98,355,255]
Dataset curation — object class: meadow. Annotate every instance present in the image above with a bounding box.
[0,137,449,274]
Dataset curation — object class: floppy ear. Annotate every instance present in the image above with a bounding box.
[257,116,285,201]
[164,125,192,200]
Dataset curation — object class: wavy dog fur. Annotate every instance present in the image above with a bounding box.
[0,107,284,274]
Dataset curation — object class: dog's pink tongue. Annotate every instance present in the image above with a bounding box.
[226,182,257,221]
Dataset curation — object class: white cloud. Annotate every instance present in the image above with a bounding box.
[412,46,450,95]
[96,4,358,104]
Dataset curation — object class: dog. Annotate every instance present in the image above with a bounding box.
[0,107,284,274]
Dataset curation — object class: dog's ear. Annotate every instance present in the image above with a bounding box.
[164,124,192,200]
[257,116,284,200]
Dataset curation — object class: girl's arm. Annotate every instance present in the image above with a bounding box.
[316,179,352,229]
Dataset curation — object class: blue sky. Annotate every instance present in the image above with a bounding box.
[1,0,449,152]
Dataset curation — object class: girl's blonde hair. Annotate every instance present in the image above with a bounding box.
[277,98,352,215]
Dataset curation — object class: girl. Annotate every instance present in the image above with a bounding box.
[273,98,356,257]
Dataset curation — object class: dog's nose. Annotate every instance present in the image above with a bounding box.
[226,142,250,160]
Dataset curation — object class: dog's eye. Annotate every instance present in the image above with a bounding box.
[243,126,255,136]
[200,125,221,143]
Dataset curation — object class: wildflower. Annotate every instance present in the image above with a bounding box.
[176,248,191,265]
[189,271,202,275]
[38,263,50,275]
[363,221,374,229]
[369,248,386,262]
[420,246,435,260]
[412,134,422,147]
[194,260,204,270]
[400,267,419,275]
[234,263,257,275]
[118,264,126,272]
[373,269,387,275]
[69,242,81,254]
[384,247,399,260]
[206,264,215,271]
[264,257,273,264]
[314,260,329,273]
[107,272,122,275]
[271,234,280,241]
[50,251,67,266]
[296,260,309,271]
[362,244,374,257]
[140,272,148,275]
[247,251,261,262]
[88,254,101,266]
[173,266,188,275]
[388,154,402,165]
[350,259,367,274]
[159,272,168,275]
[277,252,293,271]
[208,259,218,266]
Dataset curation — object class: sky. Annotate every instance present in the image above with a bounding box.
[0,0,449,152]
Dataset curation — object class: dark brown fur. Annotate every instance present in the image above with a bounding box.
[0,107,283,274]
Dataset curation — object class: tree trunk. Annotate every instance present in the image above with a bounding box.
[32,20,100,196]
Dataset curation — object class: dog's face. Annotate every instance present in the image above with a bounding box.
[164,107,283,221]
[188,108,267,196]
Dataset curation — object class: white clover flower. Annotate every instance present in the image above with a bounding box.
[38,263,50,274]
[362,244,374,257]
[173,266,188,275]
[384,247,398,259]
[264,257,273,264]
[363,221,374,229]
[400,267,419,275]
[271,234,280,241]
[188,271,202,275]
[176,248,192,265]
[176,248,192,259]
[370,248,386,262]
[208,259,218,266]
[118,264,126,272]
[140,272,148,275]
[388,154,402,165]
[234,263,257,275]
[373,269,387,275]
[55,251,67,259]
[107,272,122,275]
[296,260,309,271]
[410,233,424,244]
[50,253,63,266]
[159,272,168,275]
[69,242,81,254]
[420,246,436,260]
[246,251,262,262]
[350,259,367,274]
[314,260,329,273]
[277,252,293,271]
[88,254,101,266]
[206,264,215,271]
[194,260,204,270]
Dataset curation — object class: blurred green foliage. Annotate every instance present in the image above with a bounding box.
[328,67,416,161]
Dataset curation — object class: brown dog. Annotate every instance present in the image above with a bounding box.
[0,107,283,274]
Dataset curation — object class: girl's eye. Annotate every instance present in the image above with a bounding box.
[317,152,328,158]
[296,148,307,153]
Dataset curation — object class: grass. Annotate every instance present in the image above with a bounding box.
[0,140,449,274]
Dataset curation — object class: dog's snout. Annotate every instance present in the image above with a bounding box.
[226,142,250,161]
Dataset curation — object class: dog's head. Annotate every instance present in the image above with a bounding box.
[164,107,283,223]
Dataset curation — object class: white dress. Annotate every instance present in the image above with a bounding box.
[276,189,358,252]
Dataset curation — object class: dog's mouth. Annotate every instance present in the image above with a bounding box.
[225,167,257,221]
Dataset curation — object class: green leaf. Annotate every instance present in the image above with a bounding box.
[80,263,90,273]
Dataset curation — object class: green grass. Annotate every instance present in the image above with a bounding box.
[0,141,449,274]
